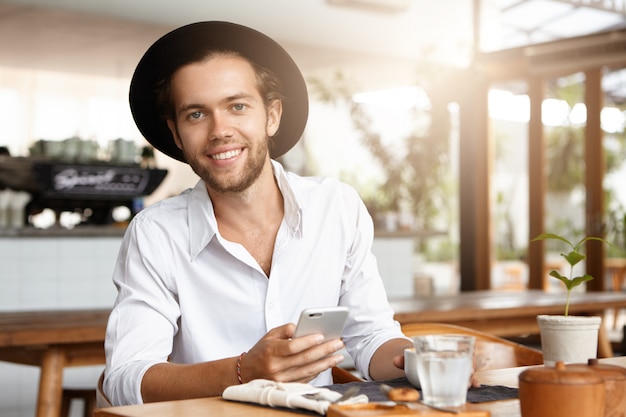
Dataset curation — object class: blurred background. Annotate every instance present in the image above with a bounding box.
[1,0,625,291]
[0,1,625,415]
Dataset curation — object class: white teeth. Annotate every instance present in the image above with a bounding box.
[211,149,241,160]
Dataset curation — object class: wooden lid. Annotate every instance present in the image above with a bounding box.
[567,359,626,382]
[519,361,604,386]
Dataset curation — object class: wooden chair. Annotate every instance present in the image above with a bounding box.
[401,322,544,372]
[332,322,543,384]
[331,366,363,383]
[60,387,96,417]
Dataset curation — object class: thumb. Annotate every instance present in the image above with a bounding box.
[393,354,405,370]
[267,322,297,340]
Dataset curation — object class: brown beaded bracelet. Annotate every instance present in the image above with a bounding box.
[237,352,246,384]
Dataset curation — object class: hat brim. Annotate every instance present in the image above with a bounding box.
[129,21,309,162]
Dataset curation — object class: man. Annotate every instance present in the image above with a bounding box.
[104,21,412,406]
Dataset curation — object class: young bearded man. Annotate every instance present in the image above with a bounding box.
[104,21,412,406]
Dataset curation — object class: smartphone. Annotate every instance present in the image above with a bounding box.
[293,306,349,341]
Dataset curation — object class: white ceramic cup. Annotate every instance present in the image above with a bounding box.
[413,334,475,407]
[404,347,421,388]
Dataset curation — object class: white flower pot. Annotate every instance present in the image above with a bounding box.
[537,315,602,367]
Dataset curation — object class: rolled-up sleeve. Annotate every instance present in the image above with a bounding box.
[337,185,410,380]
[104,216,181,406]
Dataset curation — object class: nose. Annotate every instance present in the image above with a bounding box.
[209,111,234,140]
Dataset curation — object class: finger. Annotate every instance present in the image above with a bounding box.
[265,323,297,340]
[469,365,481,387]
[244,334,343,381]
[288,333,329,352]
[470,373,481,388]
[276,338,344,378]
[310,338,344,356]
[280,352,346,383]
[392,354,405,370]
[285,337,344,365]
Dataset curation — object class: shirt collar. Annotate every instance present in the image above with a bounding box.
[187,160,303,260]
[271,160,303,237]
[188,180,217,259]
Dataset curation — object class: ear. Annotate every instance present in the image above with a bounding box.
[266,99,282,137]
[166,119,183,150]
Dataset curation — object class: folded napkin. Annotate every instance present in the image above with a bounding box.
[222,379,369,415]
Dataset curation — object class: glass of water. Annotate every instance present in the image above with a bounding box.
[413,334,475,407]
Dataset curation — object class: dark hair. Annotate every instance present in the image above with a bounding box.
[155,50,284,123]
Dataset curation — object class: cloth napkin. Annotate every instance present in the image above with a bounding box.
[222,379,369,415]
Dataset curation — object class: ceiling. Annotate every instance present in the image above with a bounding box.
[0,0,474,87]
[485,0,626,50]
[0,0,475,60]
[0,0,625,87]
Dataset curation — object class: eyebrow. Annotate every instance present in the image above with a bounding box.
[221,92,259,106]
[176,92,259,115]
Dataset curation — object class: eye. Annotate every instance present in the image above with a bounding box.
[232,103,247,112]
[189,111,202,120]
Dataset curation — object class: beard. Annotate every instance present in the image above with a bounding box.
[182,137,269,194]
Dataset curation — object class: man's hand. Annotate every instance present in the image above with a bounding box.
[240,323,345,383]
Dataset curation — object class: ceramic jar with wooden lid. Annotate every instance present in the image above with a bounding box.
[519,361,606,417]
[568,359,626,417]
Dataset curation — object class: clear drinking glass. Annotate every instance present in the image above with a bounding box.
[413,334,475,407]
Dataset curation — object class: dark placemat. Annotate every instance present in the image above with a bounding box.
[324,377,519,403]
[224,377,518,417]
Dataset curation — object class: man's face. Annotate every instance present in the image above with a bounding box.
[166,55,281,193]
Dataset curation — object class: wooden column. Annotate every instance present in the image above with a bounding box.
[459,68,492,291]
[527,76,546,289]
[584,68,606,292]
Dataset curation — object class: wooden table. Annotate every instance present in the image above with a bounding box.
[390,289,626,358]
[474,355,626,388]
[8,291,624,416]
[0,309,110,417]
[95,357,626,417]
[94,387,518,417]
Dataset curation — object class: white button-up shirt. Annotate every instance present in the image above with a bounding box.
[104,161,406,405]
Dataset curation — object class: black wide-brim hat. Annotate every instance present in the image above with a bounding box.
[129,21,309,162]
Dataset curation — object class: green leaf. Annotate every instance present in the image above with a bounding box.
[532,233,610,315]
[548,270,570,286]
[562,250,585,267]
[573,236,612,252]
[569,275,594,289]
[532,233,574,249]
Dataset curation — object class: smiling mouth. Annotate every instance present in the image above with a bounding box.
[210,149,242,160]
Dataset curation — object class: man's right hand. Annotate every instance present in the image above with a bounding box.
[239,323,345,383]
[140,323,345,402]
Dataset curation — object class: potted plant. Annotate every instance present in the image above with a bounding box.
[531,233,611,366]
